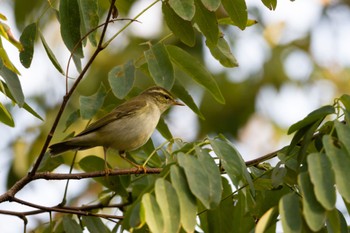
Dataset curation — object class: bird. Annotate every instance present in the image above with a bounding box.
[49,86,184,170]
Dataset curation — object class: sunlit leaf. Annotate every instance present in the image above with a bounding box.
[221,0,248,30]
[256,207,278,233]
[0,102,14,127]
[141,193,164,233]
[307,152,336,210]
[79,83,106,119]
[177,152,212,209]
[193,0,218,44]
[326,209,348,233]
[0,21,23,51]
[334,120,350,154]
[279,193,302,233]
[108,60,135,99]
[155,178,181,233]
[166,45,225,104]
[210,136,254,194]
[298,172,326,231]
[169,0,195,21]
[162,2,195,46]
[145,43,174,90]
[170,165,197,233]
[323,135,350,202]
[19,23,36,68]
[39,30,64,74]
[0,36,20,74]
[196,147,222,208]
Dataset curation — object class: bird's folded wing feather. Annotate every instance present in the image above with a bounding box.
[76,99,147,136]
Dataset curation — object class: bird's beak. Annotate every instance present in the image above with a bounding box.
[173,100,185,106]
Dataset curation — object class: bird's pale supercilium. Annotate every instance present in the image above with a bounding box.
[49,86,184,162]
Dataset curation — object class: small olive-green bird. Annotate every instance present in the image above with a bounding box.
[49,86,184,165]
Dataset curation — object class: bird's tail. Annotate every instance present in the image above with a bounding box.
[49,141,91,156]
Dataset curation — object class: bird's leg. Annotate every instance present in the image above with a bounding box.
[119,150,147,173]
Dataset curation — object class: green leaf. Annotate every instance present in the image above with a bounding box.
[307,152,336,210]
[63,216,83,233]
[145,43,174,90]
[162,2,195,46]
[279,193,302,233]
[193,0,219,44]
[326,209,348,233]
[78,0,99,46]
[201,0,220,11]
[141,193,164,233]
[256,207,278,233]
[0,36,20,75]
[166,45,225,104]
[323,135,350,202]
[170,165,197,233]
[82,216,109,233]
[169,0,195,20]
[79,83,106,119]
[201,177,238,232]
[206,37,238,68]
[0,81,42,120]
[19,23,36,68]
[334,120,350,154]
[298,172,326,231]
[0,59,24,106]
[39,30,64,74]
[262,0,277,10]
[196,147,222,208]
[59,0,84,58]
[288,105,335,135]
[108,60,135,99]
[0,102,14,127]
[209,136,254,194]
[177,152,212,209]
[155,178,181,233]
[221,0,248,30]
[171,81,204,119]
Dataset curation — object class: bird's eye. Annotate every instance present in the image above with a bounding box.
[164,95,170,100]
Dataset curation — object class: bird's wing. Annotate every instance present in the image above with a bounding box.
[76,99,148,136]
